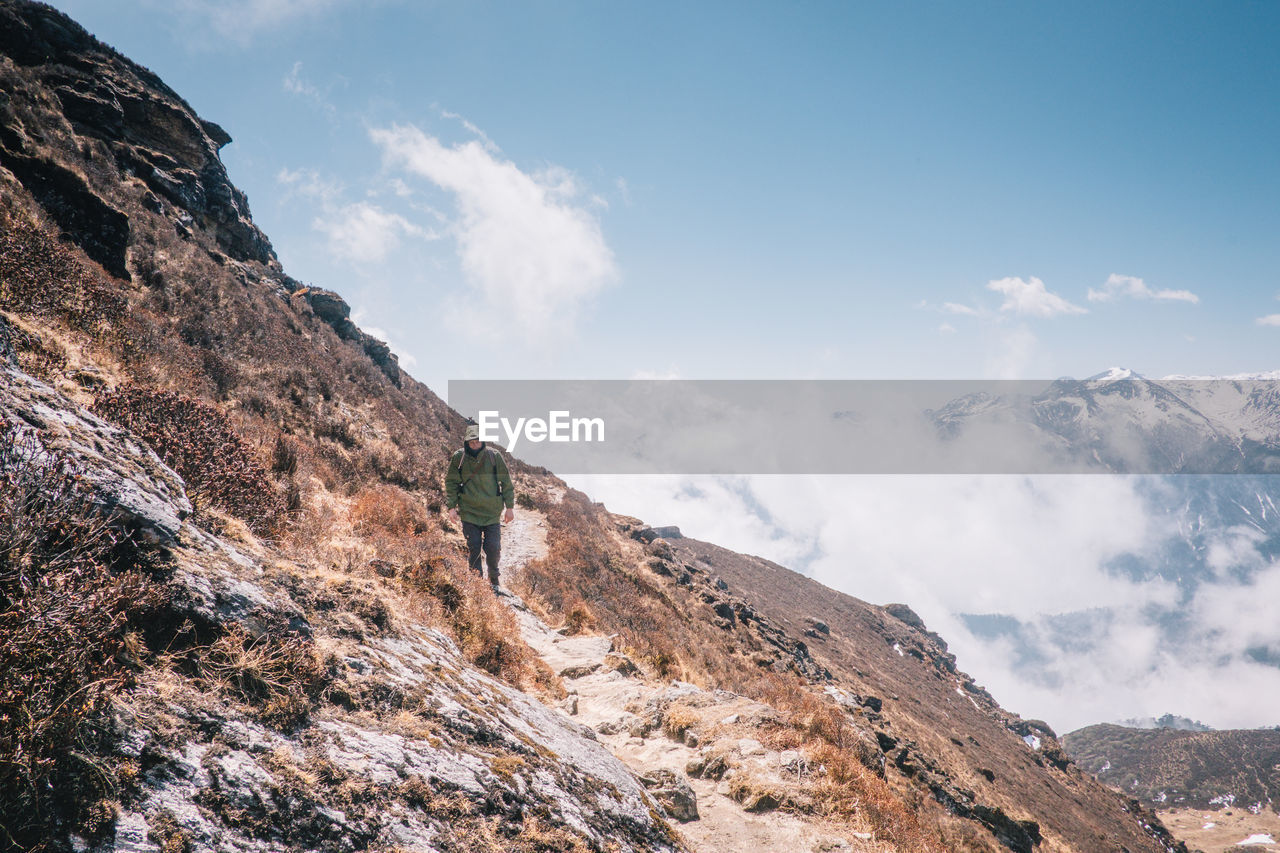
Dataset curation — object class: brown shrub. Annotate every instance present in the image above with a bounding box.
[93,386,285,534]
[0,426,171,850]
[0,207,125,337]
[405,555,532,684]
[351,483,430,537]
[661,704,702,741]
[561,599,596,635]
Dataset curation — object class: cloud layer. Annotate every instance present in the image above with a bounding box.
[371,124,617,341]
[567,472,1280,732]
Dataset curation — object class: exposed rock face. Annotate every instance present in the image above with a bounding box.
[0,126,131,276]
[0,313,15,365]
[1,364,191,543]
[0,0,274,270]
[111,622,682,853]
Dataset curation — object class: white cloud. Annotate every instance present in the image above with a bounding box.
[915,300,982,317]
[631,367,682,379]
[276,167,341,205]
[1256,314,1280,327]
[1087,273,1200,304]
[440,110,498,153]
[276,169,430,264]
[313,202,427,264]
[371,123,618,340]
[987,276,1087,318]
[938,322,957,334]
[986,325,1038,379]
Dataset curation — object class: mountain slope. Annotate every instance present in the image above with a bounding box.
[646,531,1187,852]
[0,2,1191,851]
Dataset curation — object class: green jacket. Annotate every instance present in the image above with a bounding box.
[444,445,514,526]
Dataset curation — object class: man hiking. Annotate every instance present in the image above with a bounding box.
[445,420,515,591]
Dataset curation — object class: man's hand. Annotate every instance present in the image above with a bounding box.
[448,508,459,524]
[503,507,514,523]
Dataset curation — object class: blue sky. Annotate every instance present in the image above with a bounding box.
[53,0,1280,390]
[47,1,1280,729]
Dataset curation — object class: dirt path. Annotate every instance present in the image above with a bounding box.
[497,509,876,853]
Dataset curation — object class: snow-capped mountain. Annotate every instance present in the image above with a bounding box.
[930,369,1280,474]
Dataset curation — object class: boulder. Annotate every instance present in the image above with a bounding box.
[638,769,698,822]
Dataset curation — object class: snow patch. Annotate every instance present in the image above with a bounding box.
[1236,834,1275,846]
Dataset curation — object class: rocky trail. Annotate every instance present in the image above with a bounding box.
[497,510,882,853]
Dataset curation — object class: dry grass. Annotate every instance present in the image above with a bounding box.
[515,490,705,680]
[561,599,597,635]
[517,489,812,691]
[401,552,537,686]
[757,674,947,852]
[661,704,703,742]
[181,623,329,730]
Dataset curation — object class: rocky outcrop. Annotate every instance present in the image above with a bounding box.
[0,313,15,365]
[0,0,274,268]
[0,123,132,276]
[639,769,699,822]
[301,286,402,386]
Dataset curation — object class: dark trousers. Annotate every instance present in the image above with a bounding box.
[462,521,501,583]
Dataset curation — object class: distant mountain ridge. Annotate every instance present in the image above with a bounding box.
[1062,723,1280,812]
[930,369,1280,474]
